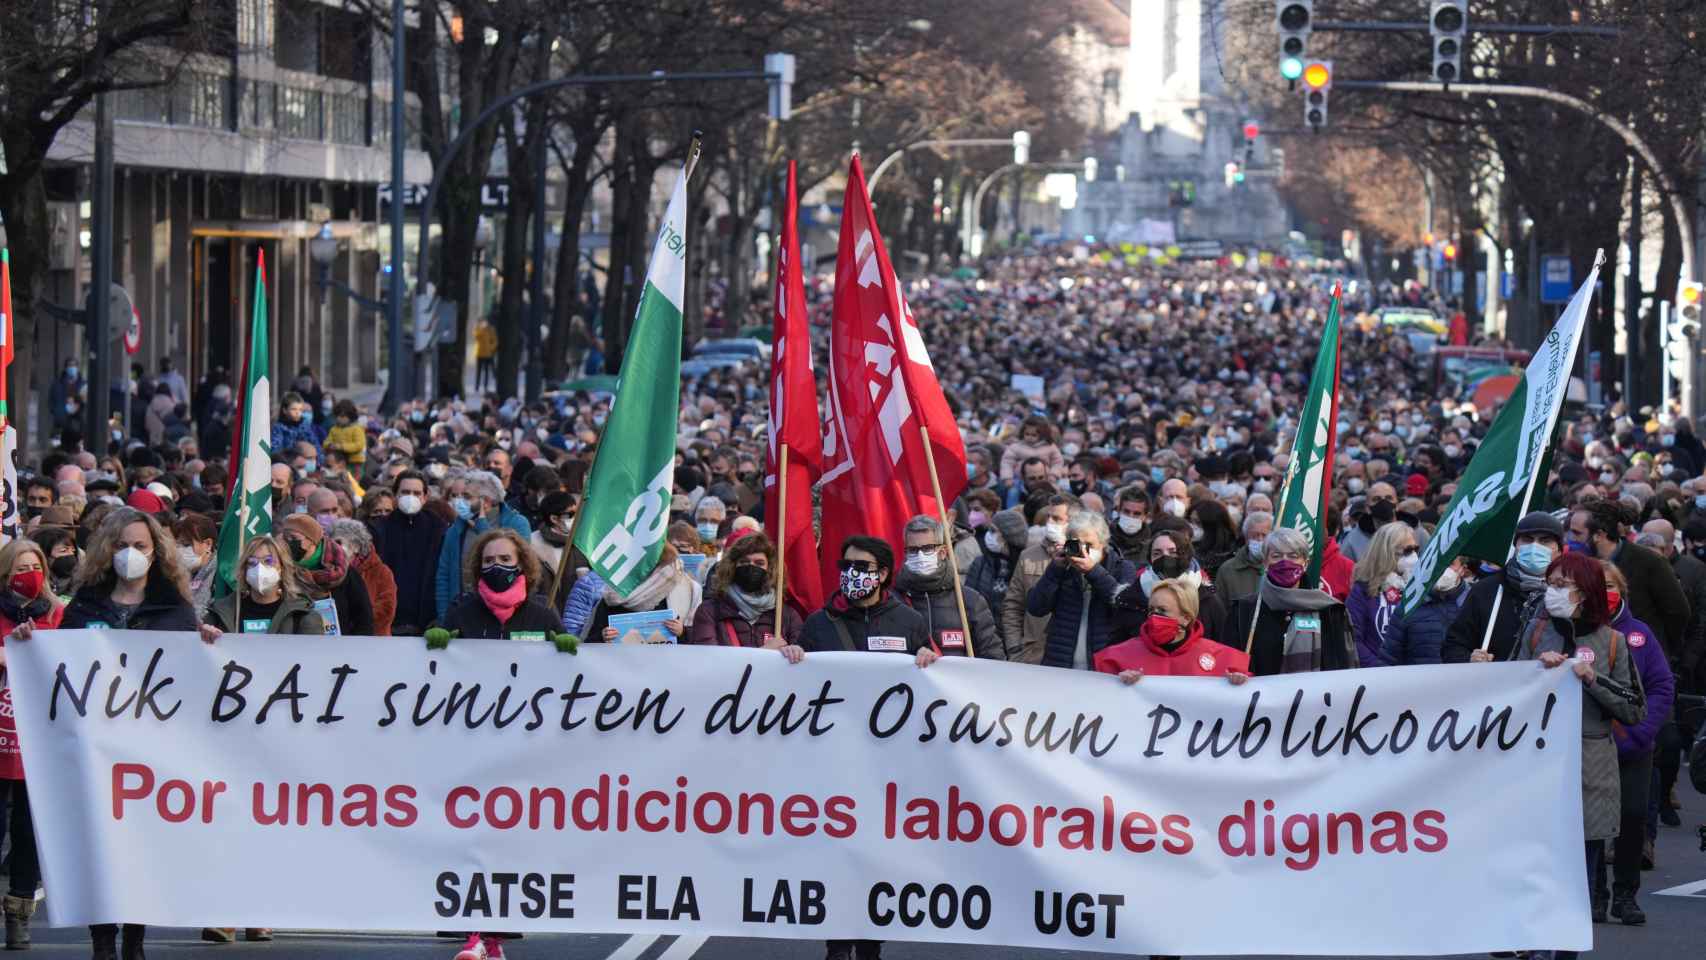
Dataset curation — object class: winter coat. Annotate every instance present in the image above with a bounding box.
[998,440,1065,483]
[1672,550,1706,689]
[1318,538,1353,601]
[298,540,375,636]
[1108,524,1153,571]
[1347,579,1408,668]
[560,570,606,638]
[1092,620,1250,678]
[0,595,64,779]
[894,565,1008,660]
[1000,543,1056,664]
[1612,541,1690,658]
[434,504,533,621]
[1607,604,1675,758]
[440,590,563,640]
[1027,547,1136,670]
[1442,567,1539,664]
[324,423,369,466]
[375,509,447,635]
[1111,567,1230,647]
[1381,582,1468,665]
[204,592,325,636]
[353,548,397,636]
[1509,616,1645,841]
[1226,590,1356,677]
[61,577,200,632]
[1214,547,1264,603]
[963,545,1015,623]
[800,592,930,655]
[688,592,803,647]
[269,417,323,456]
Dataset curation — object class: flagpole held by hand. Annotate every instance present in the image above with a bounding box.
[1246,430,1299,657]
[919,423,975,659]
[773,446,788,641]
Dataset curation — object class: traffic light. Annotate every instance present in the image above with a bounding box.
[1301,60,1331,129]
[1431,1,1467,83]
[1224,161,1239,188]
[1680,280,1703,324]
[1668,282,1702,383]
[1443,242,1458,262]
[1083,157,1098,183]
[1276,2,1311,81]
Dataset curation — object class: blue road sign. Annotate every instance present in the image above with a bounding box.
[1541,256,1573,304]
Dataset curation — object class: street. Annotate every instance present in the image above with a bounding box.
[21,786,1706,960]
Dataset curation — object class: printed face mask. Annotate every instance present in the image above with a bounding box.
[840,567,882,600]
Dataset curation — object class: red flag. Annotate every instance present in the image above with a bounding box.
[765,161,826,614]
[818,156,967,598]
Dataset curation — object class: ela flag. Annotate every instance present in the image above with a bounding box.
[1403,253,1603,614]
[765,161,826,614]
[0,249,14,547]
[0,247,12,429]
[819,155,967,596]
[574,165,689,598]
[1275,283,1343,588]
[215,252,274,597]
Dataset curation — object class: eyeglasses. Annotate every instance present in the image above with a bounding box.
[904,544,943,556]
[840,559,879,573]
[1399,545,1419,557]
[1544,579,1575,590]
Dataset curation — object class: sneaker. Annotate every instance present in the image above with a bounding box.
[453,934,487,960]
[243,929,272,942]
[481,937,505,960]
[1611,897,1647,926]
[199,930,235,944]
[1660,805,1681,827]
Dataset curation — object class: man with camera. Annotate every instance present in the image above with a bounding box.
[1025,510,1135,671]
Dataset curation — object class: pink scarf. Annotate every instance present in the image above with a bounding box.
[478,577,528,625]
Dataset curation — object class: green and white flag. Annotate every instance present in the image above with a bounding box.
[1402,252,1603,615]
[215,252,274,597]
[574,165,689,597]
[1275,284,1343,588]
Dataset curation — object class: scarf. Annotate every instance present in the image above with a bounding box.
[0,592,51,627]
[605,558,688,612]
[300,538,351,593]
[1257,583,1341,674]
[478,576,528,625]
[726,585,776,623]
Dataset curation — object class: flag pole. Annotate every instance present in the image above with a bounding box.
[1243,443,1295,657]
[773,446,788,641]
[919,423,975,659]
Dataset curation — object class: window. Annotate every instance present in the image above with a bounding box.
[328,93,366,145]
[278,85,322,140]
[241,80,277,129]
[238,0,273,58]
[173,72,230,129]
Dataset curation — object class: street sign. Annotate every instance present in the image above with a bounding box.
[1541,255,1573,304]
[1500,271,1514,298]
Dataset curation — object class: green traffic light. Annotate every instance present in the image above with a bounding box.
[1281,57,1304,80]
[1234,172,1245,183]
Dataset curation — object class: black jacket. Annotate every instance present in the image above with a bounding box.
[1671,551,1706,687]
[1443,567,1540,664]
[1027,547,1137,669]
[1613,541,1690,659]
[894,566,1008,660]
[440,591,563,640]
[1227,592,1356,676]
[800,593,930,655]
[962,545,1015,625]
[302,565,376,637]
[376,510,448,633]
[62,576,199,631]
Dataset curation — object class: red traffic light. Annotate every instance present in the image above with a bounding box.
[1242,121,1260,140]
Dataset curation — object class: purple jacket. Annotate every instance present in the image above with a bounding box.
[1609,604,1675,756]
[1347,580,1402,668]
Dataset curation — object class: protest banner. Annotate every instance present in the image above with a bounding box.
[11,633,1588,956]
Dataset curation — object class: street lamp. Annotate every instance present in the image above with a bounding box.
[311,223,389,313]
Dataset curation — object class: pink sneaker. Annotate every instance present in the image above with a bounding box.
[453,934,487,960]
[483,936,506,960]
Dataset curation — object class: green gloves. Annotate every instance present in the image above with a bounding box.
[550,631,580,654]
[424,627,458,650]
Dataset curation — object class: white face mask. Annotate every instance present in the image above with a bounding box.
[1544,585,1579,618]
[397,494,423,515]
[246,562,281,595]
[113,547,151,581]
[1397,553,1419,576]
[1346,477,1366,494]
[1117,514,1144,535]
[1434,566,1462,593]
[983,530,1006,555]
[1043,521,1067,543]
[178,546,201,570]
[1247,537,1266,558]
[1162,498,1188,518]
[1253,479,1275,494]
[904,552,941,576]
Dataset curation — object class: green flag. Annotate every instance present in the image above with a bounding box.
[1275,284,1344,588]
[215,252,274,597]
[1401,253,1604,615]
[573,165,689,597]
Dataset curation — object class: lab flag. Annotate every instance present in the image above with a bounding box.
[574,166,688,598]
[1275,283,1343,587]
[765,161,826,614]
[818,155,967,597]
[215,252,274,597]
[1403,255,1602,615]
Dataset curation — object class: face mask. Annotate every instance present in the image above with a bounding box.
[1346,477,1366,495]
[1247,537,1265,558]
[1443,444,1462,459]
[840,567,881,601]
[1606,589,1622,612]
[983,530,1006,554]
[1253,479,1275,494]
[1397,553,1418,576]
[315,512,338,531]
[50,555,77,579]
[1598,472,1616,486]
[733,564,768,593]
[1565,538,1591,555]
[1162,498,1188,518]
[1044,520,1068,543]
[113,546,151,581]
[481,563,522,592]
[245,562,281,595]
[1695,495,1706,511]
[1153,555,1188,578]
[397,494,423,515]
[697,521,720,542]
[1213,436,1229,452]
[66,365,79,380]
[1434,566,1462,593]
[452,498,474,521]
[411,410,427,423]
[1189,522,1205,541]
[1377,419,1393,433]
[178,546,201,570]
[904,551,941,576]
[1061,443,1081,458]
[1139,613,1182,646]
[301,411,315,426]
[8,570,44,600]
[1515,542,1555,573]
[968,510,989,529]
[1543,585,1578,618]
[1117,515,1144,535]
[1267,558,1305,587]
[1662,434,1676,448]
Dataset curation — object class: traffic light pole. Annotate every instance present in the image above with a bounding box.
[866,138,1027,195]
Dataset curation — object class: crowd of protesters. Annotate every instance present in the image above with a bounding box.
[0,246,1701,960]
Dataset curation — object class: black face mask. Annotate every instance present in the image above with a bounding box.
[1069,479,1088,496]
[50,555,77,579]
[1154,555,1188,578]
[286,538,309,562]
[481,563,522,592]
[733,564,768,593]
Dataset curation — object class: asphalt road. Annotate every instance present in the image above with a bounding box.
[18,787,1706,960]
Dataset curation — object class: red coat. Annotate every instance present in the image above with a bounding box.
[0,601,66,780]
[1092,621,1250,677]
[1319,538,1353,601]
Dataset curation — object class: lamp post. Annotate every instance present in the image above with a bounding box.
[866,132,1030,195]
[311,224,390,335]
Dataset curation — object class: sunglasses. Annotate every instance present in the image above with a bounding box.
[840,559,879,573]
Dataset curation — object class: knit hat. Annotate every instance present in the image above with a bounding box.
[125,490,166,514]
[1514,510,1565,543]
[146,481,176,501]
[1405,473,1430,497]
[281,513,324,545]
[992,508,1028,551]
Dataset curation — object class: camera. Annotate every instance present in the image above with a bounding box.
[1063,538,1086,558]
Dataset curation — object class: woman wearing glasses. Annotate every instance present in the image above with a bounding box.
[1227,528,1356,675]
[1347,522,1420,668]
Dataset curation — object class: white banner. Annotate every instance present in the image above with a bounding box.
[11,632,1589,956]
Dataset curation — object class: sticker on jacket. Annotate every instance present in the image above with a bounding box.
[1628,633,1646,648]
[867,635,907,652]
[1575,647,1596,663]
[1198,653,1216,671]
[940,630,966,650]
[510,631,546,643]
[242,618,270,634]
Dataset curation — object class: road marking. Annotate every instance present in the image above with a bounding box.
[1652,877,1706,898]
[656,935,709,960]
[604,934,662,960]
